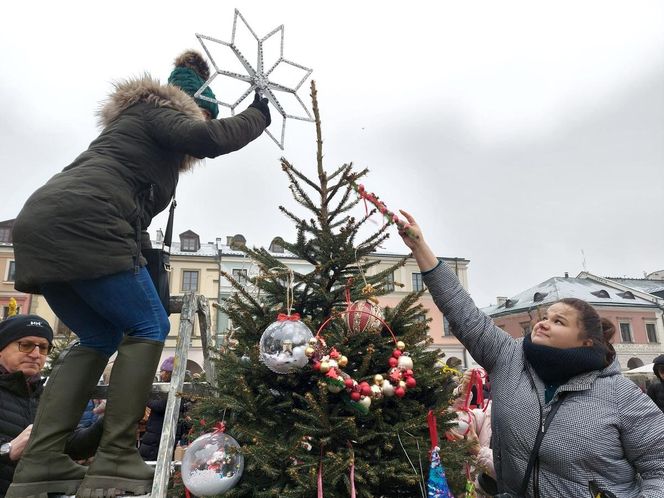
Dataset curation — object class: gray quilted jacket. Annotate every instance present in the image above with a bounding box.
[423,262,664,498]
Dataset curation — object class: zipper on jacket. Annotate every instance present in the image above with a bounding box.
[526,366,543,498]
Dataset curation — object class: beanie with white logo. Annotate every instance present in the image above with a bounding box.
[0,314,54,352]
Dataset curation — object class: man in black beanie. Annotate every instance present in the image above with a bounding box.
[0,315,102,496]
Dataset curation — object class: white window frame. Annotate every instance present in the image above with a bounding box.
[645,321,658,343]
[618,320,633,343]
[232,268,248,285]
[181,270,200,292]
[181,237,197,252]
[4,260,16,282]
[384,272,395,292]
[412,272,423,292]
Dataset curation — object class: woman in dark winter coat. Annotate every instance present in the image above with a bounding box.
[398,211,664,498]
[7,50,269,498]
[647,354,664,413]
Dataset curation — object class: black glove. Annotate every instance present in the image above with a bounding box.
[248,91,271,127]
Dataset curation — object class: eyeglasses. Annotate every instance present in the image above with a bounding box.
[16,341,52,355]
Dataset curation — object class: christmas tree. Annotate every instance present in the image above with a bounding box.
[185,82,471,497]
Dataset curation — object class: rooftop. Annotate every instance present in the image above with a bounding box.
[484,275,658,317]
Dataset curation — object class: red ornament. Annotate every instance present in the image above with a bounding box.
[395,387,406,398]
[344,378,354,389]
[312,361,321,371]
[406,377,417,389]
[344,300,384,335]
[359,382,372,397]
[392,349,402,358]
[389,369,402,383]
[329,348,340,360]
[350,391,361,401]
[388,357,398,368]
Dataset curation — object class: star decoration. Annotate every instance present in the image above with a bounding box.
[195,9,314,149]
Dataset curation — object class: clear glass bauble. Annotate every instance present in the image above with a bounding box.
[259,319,314,374]
[181,431,244,496]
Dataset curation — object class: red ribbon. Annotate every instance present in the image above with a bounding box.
[427,410,438,451]
[277,312,301,321]
[213,421,226,433]
[185,487,191,498]
[464,368,487,410]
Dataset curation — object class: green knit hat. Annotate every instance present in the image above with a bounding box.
[168,51,219,119]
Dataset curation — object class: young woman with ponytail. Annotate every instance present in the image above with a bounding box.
[398,211,664,498]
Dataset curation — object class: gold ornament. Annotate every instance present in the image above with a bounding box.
[338,355,348,368]
[305,347,315,357]
[320,361,330,373]
[373,374,384,385]
[396,341,406,351]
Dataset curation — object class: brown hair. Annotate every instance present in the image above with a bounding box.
[558,298,616,365]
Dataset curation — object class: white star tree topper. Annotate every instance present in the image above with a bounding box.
[194,9,314,150]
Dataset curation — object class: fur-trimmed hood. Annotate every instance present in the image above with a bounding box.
[97,73,206,127]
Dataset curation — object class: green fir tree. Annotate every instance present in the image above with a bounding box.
[187,82,472,497]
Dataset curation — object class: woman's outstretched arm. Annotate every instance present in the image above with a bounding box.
[398,210,516,372]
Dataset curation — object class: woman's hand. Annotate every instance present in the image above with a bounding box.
[398,210,439,272]
[397,210,423,251]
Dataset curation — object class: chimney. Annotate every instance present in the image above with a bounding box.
[156,229,164,243]
[496,296,508,307]
[226,236,233,245]
[564,272,569,278]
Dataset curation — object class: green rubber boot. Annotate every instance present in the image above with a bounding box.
[5,343,108,498]
[77,336,163,497]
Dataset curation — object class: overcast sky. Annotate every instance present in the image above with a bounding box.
[1,1,663,307]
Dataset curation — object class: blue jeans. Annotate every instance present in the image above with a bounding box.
[41,267,170,357]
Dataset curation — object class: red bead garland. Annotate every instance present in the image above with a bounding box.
[305,338,416,413]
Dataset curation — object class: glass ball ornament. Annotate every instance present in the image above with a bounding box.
[259,318,314,374]
[181,431,244,496]
[344,299,384,335]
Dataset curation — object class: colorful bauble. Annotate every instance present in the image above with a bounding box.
[259,315,314,374]
[344,299,384,335]
[181,431,244,496]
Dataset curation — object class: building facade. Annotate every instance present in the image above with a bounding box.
[0,220,32,320]
[0,221,476,372]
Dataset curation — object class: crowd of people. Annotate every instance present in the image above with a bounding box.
[0,44,663,498]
